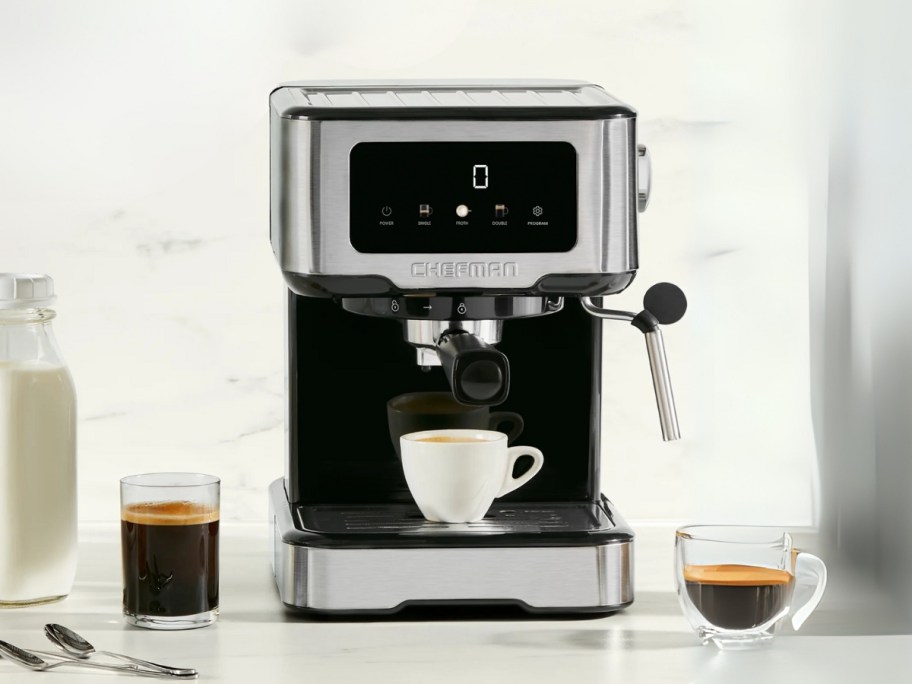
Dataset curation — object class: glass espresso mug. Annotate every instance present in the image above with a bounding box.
[675,525,827,649]
[120,473,220,629]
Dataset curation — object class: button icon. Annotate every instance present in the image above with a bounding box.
[419,204,433,218]
[532,205,543,217]
[380,206,392,217]
[495,204,509,218]
[456,204,471,218]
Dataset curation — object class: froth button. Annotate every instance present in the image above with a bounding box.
[456,204,471,218]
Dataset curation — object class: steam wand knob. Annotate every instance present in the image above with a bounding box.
[636,282,687,329]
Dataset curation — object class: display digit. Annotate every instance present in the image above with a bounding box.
[473,164,489,189]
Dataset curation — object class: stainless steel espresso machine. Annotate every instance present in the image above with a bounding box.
[268,80,685,615]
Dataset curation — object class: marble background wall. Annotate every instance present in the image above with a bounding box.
[0,0,820,524]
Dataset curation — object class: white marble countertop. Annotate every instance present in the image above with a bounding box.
[0,524,908,683]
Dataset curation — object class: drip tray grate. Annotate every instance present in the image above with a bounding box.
[295,502,617,537]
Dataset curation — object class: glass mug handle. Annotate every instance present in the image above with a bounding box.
[790,551,828,630]
[488,411,524,443]
[497,447,544,497]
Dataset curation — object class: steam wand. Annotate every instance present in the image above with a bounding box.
[581,282,687,441]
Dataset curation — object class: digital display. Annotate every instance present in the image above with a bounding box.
[349,142,577,254]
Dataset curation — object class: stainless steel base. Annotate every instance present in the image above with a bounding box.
[269,479,634,614]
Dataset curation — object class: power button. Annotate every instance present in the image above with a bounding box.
[380,206,393,217]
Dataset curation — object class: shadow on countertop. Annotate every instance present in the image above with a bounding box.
[490,628,698,651]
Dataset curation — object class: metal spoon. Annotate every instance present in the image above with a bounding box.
[44,624,197,677]
[0,639,189,678]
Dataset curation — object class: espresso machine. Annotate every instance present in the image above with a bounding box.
[268,80,685,614]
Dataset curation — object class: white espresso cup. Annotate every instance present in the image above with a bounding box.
[400,429,544,523]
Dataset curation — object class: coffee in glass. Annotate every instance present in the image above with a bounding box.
[682,564,793,630]
[120,473,219,630]
[675,525,826,649]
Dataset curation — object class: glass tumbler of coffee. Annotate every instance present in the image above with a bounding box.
[675,525,827,650]
[120,473,219,630]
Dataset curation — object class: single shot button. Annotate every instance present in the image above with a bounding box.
[419,204,433,218]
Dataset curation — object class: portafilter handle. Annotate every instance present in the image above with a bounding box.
[436,331,510,407]
[581,282,687,441]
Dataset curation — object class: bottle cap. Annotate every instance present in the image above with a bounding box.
[0,273,56,309]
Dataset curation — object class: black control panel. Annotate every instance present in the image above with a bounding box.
[350,142,577,254]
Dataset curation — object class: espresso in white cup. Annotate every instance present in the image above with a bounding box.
[400,429,544,523]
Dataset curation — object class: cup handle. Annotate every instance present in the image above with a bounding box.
[497,447,544,497]
[488,411,524,443]
[790,551,827,630]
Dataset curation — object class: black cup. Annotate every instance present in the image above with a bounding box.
[387,391,524,458]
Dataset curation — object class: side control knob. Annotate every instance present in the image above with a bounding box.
[637,144,651,213]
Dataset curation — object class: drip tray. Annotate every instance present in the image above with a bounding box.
[294,501,620,539]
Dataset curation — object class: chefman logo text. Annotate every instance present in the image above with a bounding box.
[410,262,519,278]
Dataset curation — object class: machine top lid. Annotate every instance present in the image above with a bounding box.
[270,79,636,121]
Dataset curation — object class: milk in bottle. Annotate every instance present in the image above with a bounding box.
[0,274,77,606]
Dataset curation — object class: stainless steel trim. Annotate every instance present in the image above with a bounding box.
[580,296,681,442]
[604,117,638,271]
[279,79,594,91]
[644,329,681,441]
[270,478,304,605]
[270,480,633,611]
[271,118,638,290]
[580,296,636,322]
[271,81,634,117]
[405,319,503,366]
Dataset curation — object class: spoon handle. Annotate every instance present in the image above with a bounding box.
[43,660,191,677]
[42,624,197,677]
[99,650,197,677]
[24,649,193,678]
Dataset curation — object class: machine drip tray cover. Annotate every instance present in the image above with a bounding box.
[294,501,621,539]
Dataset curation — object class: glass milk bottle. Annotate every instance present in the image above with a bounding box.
[0,274,77,606]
